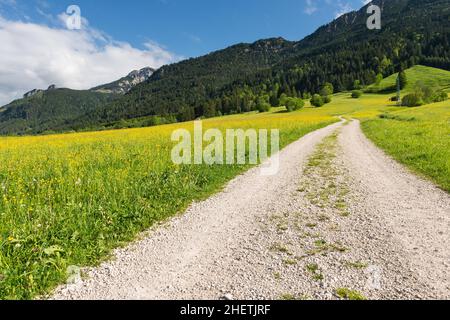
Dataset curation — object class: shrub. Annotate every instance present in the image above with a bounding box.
[320,82,334,96]
[310,94,324,107]
[257,100,271,112]
[353,80,361,90]
[401,93,424,107]
[431,91,448,103]
[256,95,271,113]
[284,97,305,112]
[323,95,332,104]
[414,81,433,102]
[411,81,448,105]
[351,90,363,99]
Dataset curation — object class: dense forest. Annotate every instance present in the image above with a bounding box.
[0,0,449,135]
[0,89,118,134]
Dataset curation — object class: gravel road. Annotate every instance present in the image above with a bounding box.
[52,120,449,300]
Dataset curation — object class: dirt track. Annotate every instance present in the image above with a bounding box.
[53,120,449,300]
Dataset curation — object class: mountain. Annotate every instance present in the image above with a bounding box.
[91,67,155,94]
[0,67,154,135]
[1,0,449,135]
[77,0,450,127]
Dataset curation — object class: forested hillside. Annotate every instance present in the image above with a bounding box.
[0,89,118,135]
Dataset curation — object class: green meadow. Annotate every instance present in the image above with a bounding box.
[367,64,450,93]
[362,65,450,192]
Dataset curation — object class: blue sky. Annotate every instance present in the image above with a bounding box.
[1,0,368,58]
[0,0,369,105]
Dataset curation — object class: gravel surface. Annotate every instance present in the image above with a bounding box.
[338,120,449,299]
[52,120,449,300]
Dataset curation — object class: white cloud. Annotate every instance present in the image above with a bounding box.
[0,14,180,106]
[334,1,353,18]
[304,0,318,15]
[304,0,355,17]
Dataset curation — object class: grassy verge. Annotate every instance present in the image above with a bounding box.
[362,100,450,192]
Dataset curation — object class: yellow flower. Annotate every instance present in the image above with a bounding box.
[7,236,14,242]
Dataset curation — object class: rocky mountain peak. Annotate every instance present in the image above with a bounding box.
[127,67,155,79]
[23,89,43,99]
[23,84,57,99]
[92,67,156,94]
